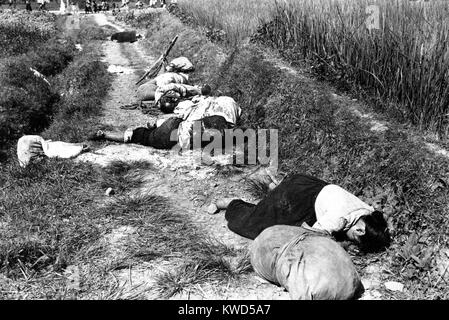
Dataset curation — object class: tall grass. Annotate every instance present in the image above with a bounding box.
[0,12,74,154]
[176,0,276,46]
[258,0,449,136]
[0,10,56,56]
[174,0,449,136]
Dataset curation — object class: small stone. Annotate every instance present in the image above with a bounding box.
[362,279,381,290]
[105,187,115,196]
[205,203,219,215]
[268,182,277,191]
[384,281,404,292]
[254,275,270,284]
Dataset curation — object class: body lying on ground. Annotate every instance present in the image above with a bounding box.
[136,71,190,102]
[136,57,195,106]
[95,95,241,150]
[155,83,211,113]
[17,135,88,168]
[251,224,364,300]
[217,173,391,253]
[110,31,141,43]
[174,95,241,149]
[93,115,230,150]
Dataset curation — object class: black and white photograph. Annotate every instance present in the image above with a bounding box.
[0,0,448,306]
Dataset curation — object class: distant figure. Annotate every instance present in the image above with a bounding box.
[38,0,49,11]
[110,30,140,43]
[92,0,98,12]
[120,0,129,11]
[26,0,32,11]
[8,0,17,9]
[59,0,66,13]
[85,0,92,13]
[135,0,143,9]
[101,0,108,11]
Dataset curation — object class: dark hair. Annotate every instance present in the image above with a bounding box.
[201,84,212,96]
[158,93,179,114]
[358,211,391,253]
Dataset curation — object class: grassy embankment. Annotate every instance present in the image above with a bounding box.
[121,4,449,299]
[178,0,449,137]
[0,12,113,299]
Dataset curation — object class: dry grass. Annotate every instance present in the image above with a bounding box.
[245,178,270,199]
[93,192,252,299]
[176,0,275,46]
[0,10,56,56]
[0,158,251,299]
[258,0,449,136]
[98,160,154,194]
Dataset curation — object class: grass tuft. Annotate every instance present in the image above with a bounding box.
[245,178,270,199]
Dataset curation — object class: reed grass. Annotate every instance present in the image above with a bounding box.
[266,0,449,135]
[176,0,276,46]
[176,0,449,136]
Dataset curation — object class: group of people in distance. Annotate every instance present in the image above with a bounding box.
[85,0,110,13]
[15,50,392,300]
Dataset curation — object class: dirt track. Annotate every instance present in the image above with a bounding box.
[75,12,387,300]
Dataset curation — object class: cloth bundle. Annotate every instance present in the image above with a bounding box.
[250,225,364,300]
[165,57,195,73]
[17,135,85,168]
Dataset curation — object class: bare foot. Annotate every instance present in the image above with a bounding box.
[216,198,236,210]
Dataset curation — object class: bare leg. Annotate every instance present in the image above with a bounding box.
[95,130,126,143]
[216,198,236,210]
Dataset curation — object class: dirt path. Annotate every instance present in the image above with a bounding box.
[74,12,386,300]
[75,13,292,300]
